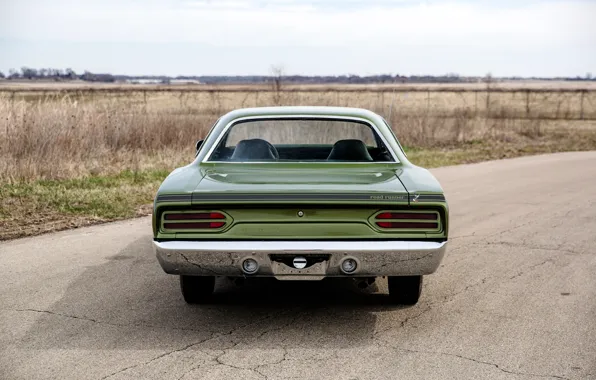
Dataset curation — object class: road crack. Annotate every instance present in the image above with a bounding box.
[254,348,288,379]
[481,241,586,256]
[118,309,299,380]
[508,259,553,280]
[15,308,207,333]
[395,347,570,379]
[374,305,432,337]
[100,336,220,380]
[178,311,303,379]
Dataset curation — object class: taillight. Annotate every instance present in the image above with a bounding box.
[164,212,225,221]
[374,211,440,230]
[376,222,438,229]
[162,211,229,230]
[163,222,225,229]
[376,212,437,220]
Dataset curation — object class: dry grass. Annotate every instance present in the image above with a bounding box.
[0,98,209,181]
[2,88,595,182]
[1,85,596,239]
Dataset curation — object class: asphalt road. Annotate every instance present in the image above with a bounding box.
[1,152,595,380]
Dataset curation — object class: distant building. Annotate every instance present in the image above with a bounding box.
[125,78,202,85]
[169,79,202,85]
[126,79,163,85]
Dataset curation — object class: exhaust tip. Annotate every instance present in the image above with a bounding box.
[340,258,358,274]
[242,258,259,274]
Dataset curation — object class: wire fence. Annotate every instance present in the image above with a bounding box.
[1,87,595,121]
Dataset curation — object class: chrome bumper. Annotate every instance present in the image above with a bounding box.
[154,240,447,280]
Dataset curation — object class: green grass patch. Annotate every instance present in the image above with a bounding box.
[405,131,596,168]
[0,169,169,239]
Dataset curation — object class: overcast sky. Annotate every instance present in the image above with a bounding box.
[1,0,595,77]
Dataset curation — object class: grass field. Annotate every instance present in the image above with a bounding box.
[1,81,595,239]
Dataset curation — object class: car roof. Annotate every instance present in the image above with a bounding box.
[194,106,410,165]
[220,106,383,121]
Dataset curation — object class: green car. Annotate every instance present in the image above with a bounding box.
[153,106,448,305]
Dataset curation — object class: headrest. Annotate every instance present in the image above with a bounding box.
[327,139,373,161]
[230,138,278,161]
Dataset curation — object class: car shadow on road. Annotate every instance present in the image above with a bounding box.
[18,236,412,351]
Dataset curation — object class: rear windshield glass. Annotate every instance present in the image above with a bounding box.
[207,118,395,162]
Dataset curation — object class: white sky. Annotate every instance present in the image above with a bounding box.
[1,0,595,76]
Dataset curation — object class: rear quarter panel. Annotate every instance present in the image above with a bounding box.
[397,166,449,238]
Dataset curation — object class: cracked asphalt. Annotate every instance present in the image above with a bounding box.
[1,152,595,380]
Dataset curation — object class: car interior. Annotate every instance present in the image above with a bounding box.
[206,118,398,162]
[209,138,394,162]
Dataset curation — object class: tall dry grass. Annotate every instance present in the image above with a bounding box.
[0,98,213,182]
[0,88,593,183]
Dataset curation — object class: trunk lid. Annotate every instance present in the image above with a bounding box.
[192,165,409,205]
[156,165,448,240]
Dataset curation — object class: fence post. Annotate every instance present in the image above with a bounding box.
[580,90,585,120]
[474,91,478,115]
[525,90,531,118]
[388,88,398,124]
[486,88,491,117]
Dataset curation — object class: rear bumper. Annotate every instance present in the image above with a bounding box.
[154,240,447,280]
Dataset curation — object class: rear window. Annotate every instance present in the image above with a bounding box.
[207,118,395,162]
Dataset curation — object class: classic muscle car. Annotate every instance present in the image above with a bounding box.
[153,107,448,305]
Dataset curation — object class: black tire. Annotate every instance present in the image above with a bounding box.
[388,275,423,305]
[180,275,215,304]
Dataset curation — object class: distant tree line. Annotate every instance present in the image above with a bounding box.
[0,67,117,82]
[0,67,593,84]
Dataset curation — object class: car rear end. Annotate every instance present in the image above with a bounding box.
[153,107,449,304]
[153,174,448,280]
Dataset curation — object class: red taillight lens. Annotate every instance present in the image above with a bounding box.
[374,211,439,230]
[376,221,438,229]
[164,212,225,220]
[376,212,437,220]
[163,221,225,229]
[162,211,227,230]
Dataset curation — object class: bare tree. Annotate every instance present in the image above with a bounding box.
[21,67,38,79]
[0,71,5,79]
[270,64,285,105]
[65,68,77,80]
[483,72,494,87]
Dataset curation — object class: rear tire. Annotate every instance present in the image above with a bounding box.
[388,275,423,305]
[180,275,215,304]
